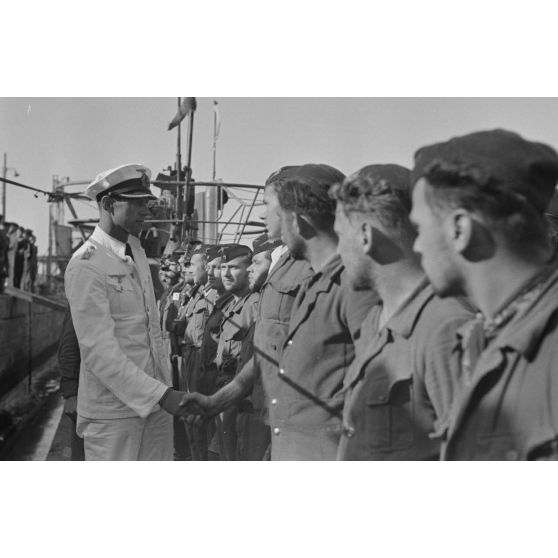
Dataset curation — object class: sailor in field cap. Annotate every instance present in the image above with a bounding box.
[218,243,253,263]
[410,129,558,461]
[64,163,188,461]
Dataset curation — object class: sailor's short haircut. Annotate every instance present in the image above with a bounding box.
[331,164,416,242]
[277,164,345,231]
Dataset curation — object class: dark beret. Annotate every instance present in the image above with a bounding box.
[170,249,185,261]
[219,243,253,263]
[204,245,222,261]
[252,232,282,256]
[411,129,558,214]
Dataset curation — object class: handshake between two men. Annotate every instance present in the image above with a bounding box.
[158,388,217,423]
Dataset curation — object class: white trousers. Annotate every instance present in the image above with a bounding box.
[77,409,173,461]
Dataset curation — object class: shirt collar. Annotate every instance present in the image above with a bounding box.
[383,278,434,338]
[91,226,128,261]
[312,252,343,275]
[228,288,251,309]
[269,245,288,272]
[454,314,481,349]
[491,264,558,358]
[311,251,340,274]
[230,294,247,313]
[452,263,558,359]
[305,253,344,292]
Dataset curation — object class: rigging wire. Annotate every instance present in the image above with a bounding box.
[0,176,55,199]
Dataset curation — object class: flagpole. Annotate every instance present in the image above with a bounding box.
[186,108,195,189]
[212,100,223,217]
[184,106,195,241]
[212,101,217,182]
[176,97,184,228]
[207,101,219,244]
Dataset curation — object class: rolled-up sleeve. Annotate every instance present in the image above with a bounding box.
[65,261,167,418]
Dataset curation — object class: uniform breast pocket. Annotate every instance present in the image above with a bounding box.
[106,275,138,314]
[188,306,207,338]
[364,373,414,451]
[192,305,208,325]
[262,280,300,323]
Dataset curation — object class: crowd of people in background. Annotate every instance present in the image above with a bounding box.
[0,215,38,294]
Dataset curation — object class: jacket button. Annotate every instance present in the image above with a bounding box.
[271,398,277,405]
[273,427,280,436]
[287,340,293,346]
[344,426,355,438]
[279,368,285,375]
[506,449,519,460]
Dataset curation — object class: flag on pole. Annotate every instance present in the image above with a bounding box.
[168,97,197,131]
[213,100,221,141]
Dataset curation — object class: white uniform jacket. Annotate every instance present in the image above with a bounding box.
[65,227,171,420]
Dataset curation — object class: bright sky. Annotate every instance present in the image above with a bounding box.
[3,97,558,254]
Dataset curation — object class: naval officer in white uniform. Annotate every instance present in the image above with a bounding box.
[65,163,188,460]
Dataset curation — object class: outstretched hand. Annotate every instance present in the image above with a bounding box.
[159,389,190,417]
[179,392,215,423]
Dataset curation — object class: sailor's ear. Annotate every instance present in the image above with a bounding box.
[451,210,496,261]
[100,195,114,213]
[360,221,373,256]
[295,213,318,240]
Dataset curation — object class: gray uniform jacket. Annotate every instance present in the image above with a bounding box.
[441,265,558,460]
[338,282,473,460]
[266,253,379,460]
